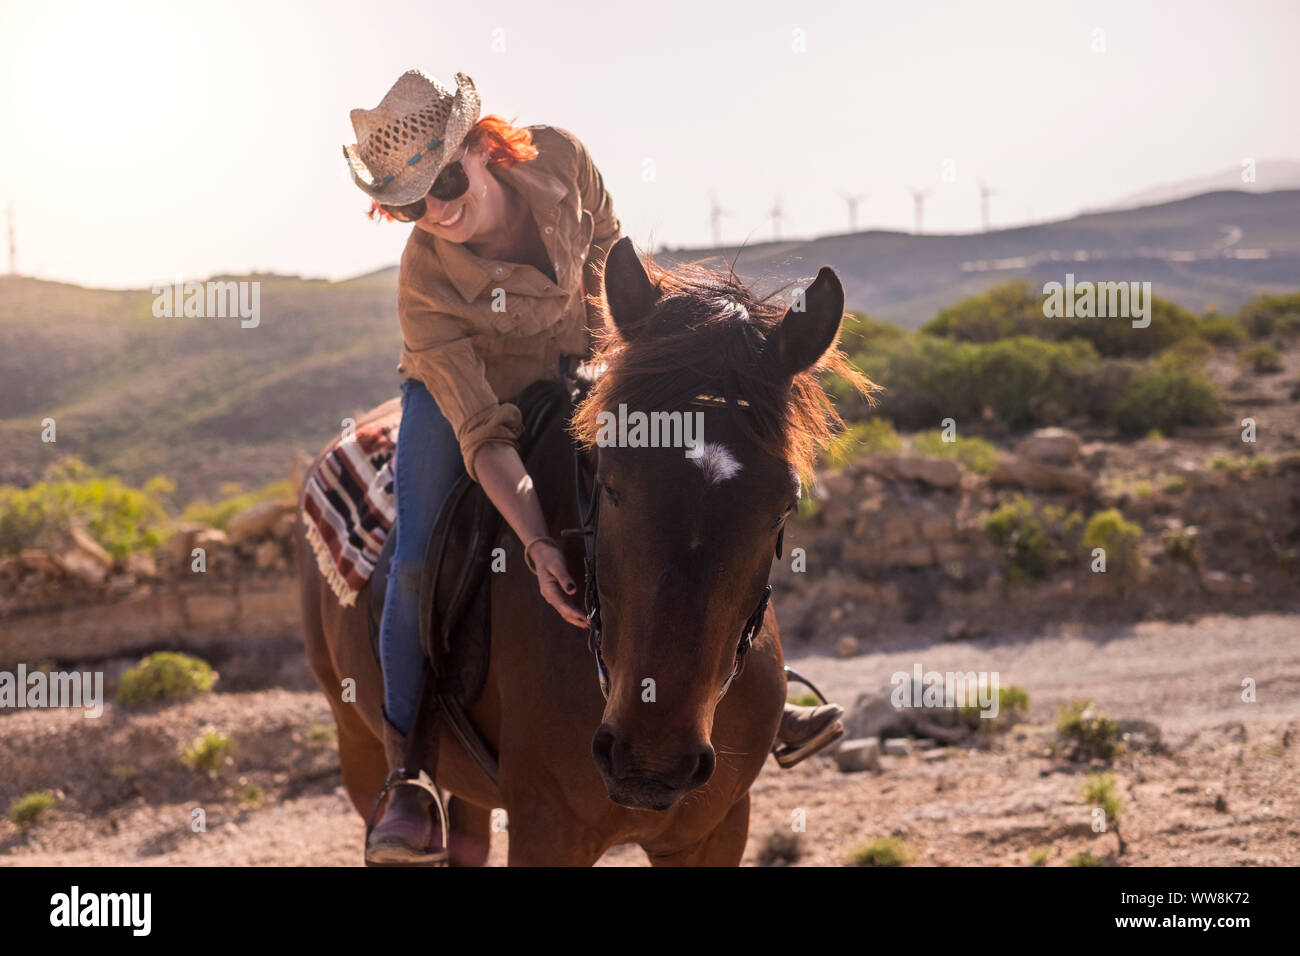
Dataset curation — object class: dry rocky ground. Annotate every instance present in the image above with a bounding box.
[2,611,1296,867]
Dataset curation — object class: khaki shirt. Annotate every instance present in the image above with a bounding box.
[395,125,621,481]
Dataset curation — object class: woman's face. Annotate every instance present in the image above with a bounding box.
[414,143,498,243]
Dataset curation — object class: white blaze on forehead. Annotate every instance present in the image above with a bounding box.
[692,442,744,484]
[790,464,802,499]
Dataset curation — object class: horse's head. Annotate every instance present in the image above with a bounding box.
[570,237,869,810]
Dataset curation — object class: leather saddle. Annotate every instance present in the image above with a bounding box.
[366,377,574,766]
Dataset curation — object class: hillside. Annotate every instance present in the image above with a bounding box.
[1,189,1298,500]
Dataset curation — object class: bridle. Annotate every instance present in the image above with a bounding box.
[562,396,782,703]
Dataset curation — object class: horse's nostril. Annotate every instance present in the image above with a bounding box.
[688,743,716,789]
[591,724,618,775]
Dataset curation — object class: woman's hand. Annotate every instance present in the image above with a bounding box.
[526,539,588,628]
[474,443,588,629]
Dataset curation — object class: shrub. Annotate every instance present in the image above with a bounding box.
[849,836,916,866]
[1199,315,1247,346]
[922,280,1203,357]
[10,791,55,826]
[117,652,217,707]
[180,479,294,532]
[180,730,234,773]
[757,831,802,866]
[1236,292,1300,339]
[1161,475,1187,495]
[787,693,821,707]
[1067,851,1105,867]
[1110,360,1224,436]
[0,459,171,558]
[1238,343,1283,374]
[961,684,1030,731]
[984,495,1080,582]
[1028,847,1051,866]
[1082,509,1143,580]
[825,418,901,467]
[910,430,1000,474]
[1055,700,1124,762]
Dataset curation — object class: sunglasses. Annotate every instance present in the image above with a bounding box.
[381,149,471,223]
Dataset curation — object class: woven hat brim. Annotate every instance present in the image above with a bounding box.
[344,72,482,206]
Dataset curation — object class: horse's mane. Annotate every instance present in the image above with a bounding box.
[570,254,875,481]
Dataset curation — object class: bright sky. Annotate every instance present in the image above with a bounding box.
[2,0,1297,289]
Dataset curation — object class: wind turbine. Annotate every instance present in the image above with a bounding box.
[708,192,733,247]
[769,194,785,241]
[840,191,867,232]
[978,180,997,232]
[908,186,931,235]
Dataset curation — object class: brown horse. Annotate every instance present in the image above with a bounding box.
[297,237,863,865]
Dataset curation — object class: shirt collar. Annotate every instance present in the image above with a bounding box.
[431,157,570,303]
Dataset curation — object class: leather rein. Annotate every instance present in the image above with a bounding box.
[562,395,782,703]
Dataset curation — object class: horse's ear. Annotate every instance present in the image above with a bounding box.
[603,237,659,341]
[768,266,844,377]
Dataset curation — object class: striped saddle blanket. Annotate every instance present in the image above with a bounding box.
[301,398,401,607]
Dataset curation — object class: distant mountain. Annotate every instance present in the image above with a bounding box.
[652,188,1300,328]
[1,189,1298,499]
[1091,161,1300,212]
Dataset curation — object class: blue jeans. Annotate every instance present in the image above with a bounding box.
[380,378,465,734]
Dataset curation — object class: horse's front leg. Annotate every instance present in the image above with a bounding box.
[643,793,751,866]
[502,789,607,866]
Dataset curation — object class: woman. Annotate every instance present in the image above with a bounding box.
[343,70,843,866]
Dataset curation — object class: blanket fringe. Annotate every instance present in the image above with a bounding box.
[303,515,360,608]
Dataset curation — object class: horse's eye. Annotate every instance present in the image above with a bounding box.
[601,483,620,507]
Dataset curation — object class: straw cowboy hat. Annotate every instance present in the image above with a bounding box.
[343,70,482,205]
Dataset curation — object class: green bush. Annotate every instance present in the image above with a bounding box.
[1067,851,1105,867]
[1199,315,1247,346]
[1082,509,1143,580]
[1238,343,1284,374]
[849,836,916,867]
[180,730,234,773]
[1055,700,1124,762]
[1110,359,1224,436]
[961,684,1030,730]
[921,280,1203,357]
[910,430,1000,474]
[1082,773,1123,827]
[117,652,217,707]
[824,418,901,467]
[1236,292,1300,339]
[10,791,55,826]
[180,479,294,532]
[0,458,171,559]
[984,495,1081,581]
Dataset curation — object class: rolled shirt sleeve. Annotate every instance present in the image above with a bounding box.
[398,285,522,483]
[563,129,623,341]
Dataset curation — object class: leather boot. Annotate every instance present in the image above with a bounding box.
[364,718,448,866]
[772,702,845,768]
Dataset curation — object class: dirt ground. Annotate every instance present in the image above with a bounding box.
[2,610,1296,867]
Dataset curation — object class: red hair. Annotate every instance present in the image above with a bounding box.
[366,115,538,222]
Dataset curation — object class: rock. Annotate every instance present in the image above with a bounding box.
[255,539,285,570]
[124,551,158,579]
[835,634,860,658]
[1016,427,1083,466]
[820,470,856,499]
[922,748,950,762]
[990,454,1095,498]
[19,549,62,577]
[883,737,912,757]
[943,619,971,642]
[1200,570,1235,596]
[893,455,961,489]
[229,500,295,547]
[834,738,881,772]
[51,527,112,585]
[167,523,208,568]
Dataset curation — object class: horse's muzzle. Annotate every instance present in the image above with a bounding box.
[591,724,716,811]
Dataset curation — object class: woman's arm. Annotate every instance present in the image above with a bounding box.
[473,441,588,628]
